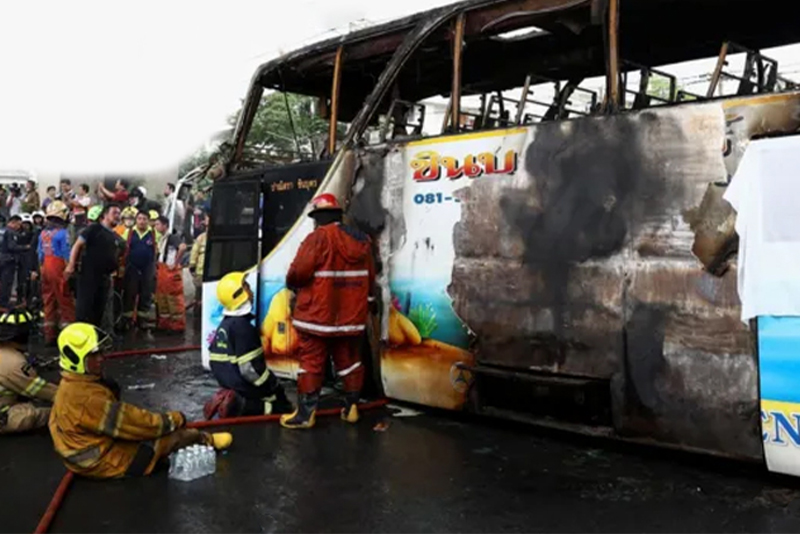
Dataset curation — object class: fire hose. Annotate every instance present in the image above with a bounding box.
[33,346,388,533]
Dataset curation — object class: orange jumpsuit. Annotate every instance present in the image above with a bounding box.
[155,232,186,332]
[287,223,374,394]
[49,372,206,479]
[38,226,75,343]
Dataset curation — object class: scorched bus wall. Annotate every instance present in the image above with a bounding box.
[353,92,800,459]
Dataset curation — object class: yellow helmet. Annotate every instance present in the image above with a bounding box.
[58,323,110,374]
[121,206,137,219]
[149,210,160,221]
[216,272,250,311]
[46,200,69,221]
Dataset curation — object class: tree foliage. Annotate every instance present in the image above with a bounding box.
[230,92,331,160]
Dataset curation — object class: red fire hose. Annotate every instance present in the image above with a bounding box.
[33,472,74,534]
[34,344,389,533]
[187,399,389,429]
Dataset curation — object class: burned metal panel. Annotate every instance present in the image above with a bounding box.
[446,99,772,456]
[620,261,758,458]
[688,93,800,274]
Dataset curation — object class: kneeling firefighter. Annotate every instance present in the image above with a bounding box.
[49,323,233,479]
[205,272,291,419]
[0,308,58,434]
[280,193,375,430]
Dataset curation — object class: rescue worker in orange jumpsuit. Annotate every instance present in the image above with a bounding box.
[38,201,75,345]
[154,215,186,332]
[49,323,233,479]
[280,193,375,429]
[0,308,58,434]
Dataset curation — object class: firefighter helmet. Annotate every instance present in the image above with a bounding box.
[58,323,111,374]
[216,272,250,312]
[46,200,69,221]
[0,308,33,343]
[121,206,137,219]
[87,205,103,222]
[308,193,342,215]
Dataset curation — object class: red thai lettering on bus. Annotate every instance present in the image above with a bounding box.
[410,150,518,182]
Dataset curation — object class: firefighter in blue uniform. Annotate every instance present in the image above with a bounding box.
[203,272,291,419]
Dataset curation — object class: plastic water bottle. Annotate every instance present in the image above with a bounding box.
[169,449,187,481]
[169,445,216,481]
[207,446,217,476]
[201,446,212,476]
[187,449,199,480]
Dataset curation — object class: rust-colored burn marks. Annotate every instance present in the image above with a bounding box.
[446,104,765,456]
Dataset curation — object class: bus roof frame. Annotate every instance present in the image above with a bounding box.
[231,0,800,167]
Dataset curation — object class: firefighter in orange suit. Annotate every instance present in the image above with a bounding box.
[0,308,58,434]
[38,201,75,344]
[280,193,375,429]
[49,323,233,479]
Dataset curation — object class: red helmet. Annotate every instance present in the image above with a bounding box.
[308,193,342,215]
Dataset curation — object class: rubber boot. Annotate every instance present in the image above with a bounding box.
[280,391,319,429]
[341,391,360,423]
[271,388,294,415]
[205,432,233,450]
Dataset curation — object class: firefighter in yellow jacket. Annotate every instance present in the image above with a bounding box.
[49,323,233,479]
[0,308,58,434]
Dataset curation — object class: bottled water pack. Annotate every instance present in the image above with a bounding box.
[168,444,217,481]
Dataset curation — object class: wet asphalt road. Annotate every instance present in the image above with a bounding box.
[6,328,800,532]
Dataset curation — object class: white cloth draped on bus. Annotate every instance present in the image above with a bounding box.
[724,136,800,323]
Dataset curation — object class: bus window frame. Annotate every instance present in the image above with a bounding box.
[202,176,262,284]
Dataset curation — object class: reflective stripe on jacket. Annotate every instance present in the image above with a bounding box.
[0,347,57,410]
[287,223,375,337]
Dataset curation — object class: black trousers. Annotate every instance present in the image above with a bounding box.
[0,261,16,309]
[76,271,110,327]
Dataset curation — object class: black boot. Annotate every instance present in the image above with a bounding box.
[267,387,293,415]
[280,391,319,429]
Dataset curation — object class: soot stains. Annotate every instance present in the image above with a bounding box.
[500,113,688,329]
[349,152,388,236]
[623,303,668,414]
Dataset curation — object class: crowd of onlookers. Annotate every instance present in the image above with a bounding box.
[0,177,211,343]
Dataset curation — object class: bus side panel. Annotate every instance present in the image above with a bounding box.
[377,128,530,410]
[444,94,800,459]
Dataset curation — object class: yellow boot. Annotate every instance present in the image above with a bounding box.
[341,392,360,423]
[208,432,233,450]
[280,392,318,430]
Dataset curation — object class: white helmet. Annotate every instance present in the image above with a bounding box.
[137,186,147,197]
[32,211,45,219]
[20,213,33,223]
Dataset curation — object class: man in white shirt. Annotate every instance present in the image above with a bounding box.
[162,183,185,234]
[70,184,93,226]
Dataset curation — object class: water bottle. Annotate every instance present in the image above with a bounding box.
[203,446,213,476]
[169,449,186,481]
[208,446,217,476]
[187,449,199,480]
[198,446,208,477]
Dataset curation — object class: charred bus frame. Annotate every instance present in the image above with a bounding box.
[203,0,800,464]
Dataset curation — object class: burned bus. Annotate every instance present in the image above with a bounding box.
[202,0,800,472]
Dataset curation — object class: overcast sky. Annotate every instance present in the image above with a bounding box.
[0,0,458,174]
[2,1,800,176]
